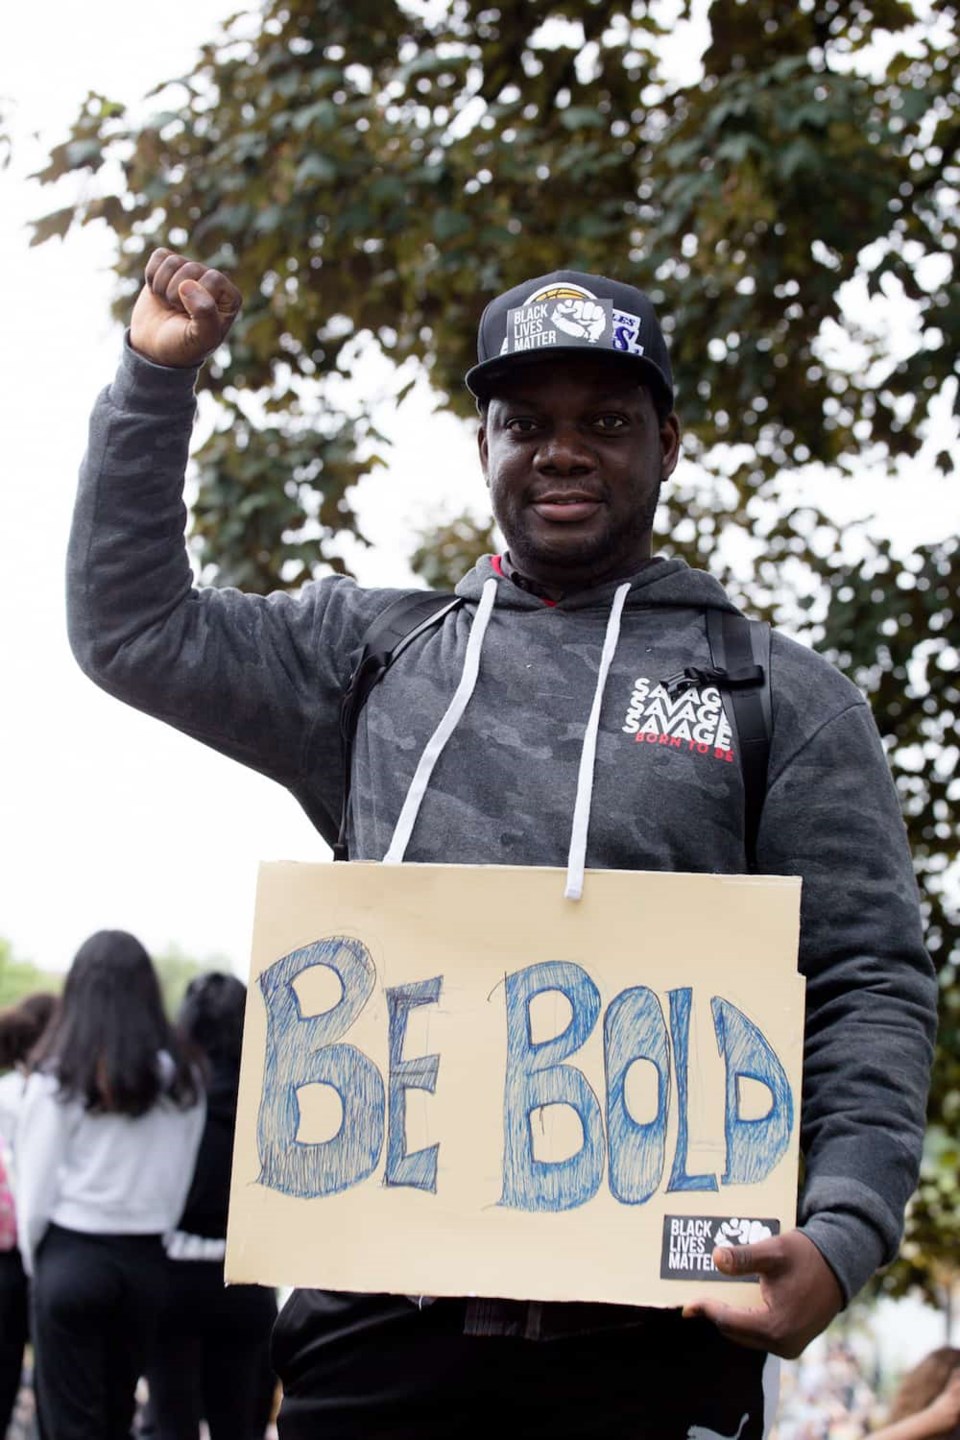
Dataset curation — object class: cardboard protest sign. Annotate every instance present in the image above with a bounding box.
[227,862,803,1309]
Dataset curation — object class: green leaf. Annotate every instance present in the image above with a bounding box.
[29,207,75,246]
[433,208,471,242]
[64,138,106,170]
[291,99,338,133]
[559,106,606,131]
[778,138,820,180]
[295,153,338,186]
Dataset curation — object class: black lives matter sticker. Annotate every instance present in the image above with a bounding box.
[660,1215,780,1282]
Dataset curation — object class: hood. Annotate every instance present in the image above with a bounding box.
[455,554,742,616]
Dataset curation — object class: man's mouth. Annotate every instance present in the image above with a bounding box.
[530,491,604,524]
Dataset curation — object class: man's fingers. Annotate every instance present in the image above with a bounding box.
[685,1233,841,1362]
[143,246,173,285]
[198,268,243,318]
[148,251,194,309]
[133,245,243,365]
[682,1299,771,1353]
[162,260,208,310]
[177,280,226,351]
[684,1297,806,1359]
[143,247,242,320]
[178,274,242,346]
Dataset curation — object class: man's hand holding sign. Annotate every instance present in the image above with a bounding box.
[70,242,936,1440]
[685,1231,843,1360]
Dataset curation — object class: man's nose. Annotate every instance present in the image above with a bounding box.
[535,426,596,474]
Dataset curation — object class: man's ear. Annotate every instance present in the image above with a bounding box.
[660,412,681,480]
[478,420,489,483]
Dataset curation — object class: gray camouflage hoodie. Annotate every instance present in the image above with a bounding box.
[67,342,936,1309]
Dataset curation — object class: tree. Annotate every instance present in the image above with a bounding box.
[32,0,959,591]
[34,0,959,1297]
[826,535,960,1309]
[153,943,233,1018]
[0,937,60,1009]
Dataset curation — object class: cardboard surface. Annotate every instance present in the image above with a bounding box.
[227,862,803,1310]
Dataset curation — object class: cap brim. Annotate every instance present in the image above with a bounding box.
[465,347,673,409]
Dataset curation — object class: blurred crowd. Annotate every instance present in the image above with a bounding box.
[775,1342,886,1438]
[775,1340,960,1440]
[0,930,277,1440]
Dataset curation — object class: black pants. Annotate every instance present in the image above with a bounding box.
[0,1246,28,1435]
[273,1291,775,1439]
[32,1225,166,1440]
[143,1257,277,1440]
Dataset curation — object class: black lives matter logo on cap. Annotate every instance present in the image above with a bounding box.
[660,1215,780,1282]
[501,281,647,359]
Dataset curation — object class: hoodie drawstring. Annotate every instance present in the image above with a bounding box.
[383,577,498,864]
[564,583,631,901]
[383,574,629,900]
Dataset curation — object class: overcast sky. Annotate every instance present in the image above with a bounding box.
[0,1,957,984]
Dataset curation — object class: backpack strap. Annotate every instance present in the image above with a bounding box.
[661,611,772,870]
[705,609,772,873]
[334,591,464,860]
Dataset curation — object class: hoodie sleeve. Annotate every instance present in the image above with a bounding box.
[15,1073,73,1277]
[67,342,393,843]
[756,658,937,1303]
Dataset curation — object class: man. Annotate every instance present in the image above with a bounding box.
[68,250,936,1439]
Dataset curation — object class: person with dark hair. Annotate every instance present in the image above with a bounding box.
[0,992,58,1077]
[143,972,278,1440]
[871,1349,960,1440]
[0,990,58,1437]
[16,930,205,1440]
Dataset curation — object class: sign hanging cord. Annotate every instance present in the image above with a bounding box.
[383,577,498,864]
[564,582,631,901]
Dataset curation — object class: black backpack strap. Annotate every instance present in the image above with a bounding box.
[705,609,772,873]
[334,591,464,861]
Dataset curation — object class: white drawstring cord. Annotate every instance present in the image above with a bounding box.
[383,577,498,864]
[564,582,631,900]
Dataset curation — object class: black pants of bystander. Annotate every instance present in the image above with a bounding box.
[0,1247,28,1435]
[31,1225,166,1440]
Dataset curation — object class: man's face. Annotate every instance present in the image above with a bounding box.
[478,357,680,592]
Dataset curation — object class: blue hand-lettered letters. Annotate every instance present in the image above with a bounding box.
[256,940,794,1208]
[385,978,442,1192]
[501,962,606,1210]
[258,937,387,1198]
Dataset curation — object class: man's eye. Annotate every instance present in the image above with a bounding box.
[505,417,540,434]
[594,414,627,432]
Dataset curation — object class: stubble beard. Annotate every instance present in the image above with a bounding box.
[500,481,662,588]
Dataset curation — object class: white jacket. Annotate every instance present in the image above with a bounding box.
[16,1063,205,1275]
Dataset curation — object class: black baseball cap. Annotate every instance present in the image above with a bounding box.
[465,269,674,408]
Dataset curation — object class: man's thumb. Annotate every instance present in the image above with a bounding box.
[177,277,215,318]
[177,279,221,351]
[714,1238,778,1277]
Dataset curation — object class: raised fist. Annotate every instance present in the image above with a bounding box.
[716,1217,773,1247]
[551,298,607,343]
[130,247,242,368]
